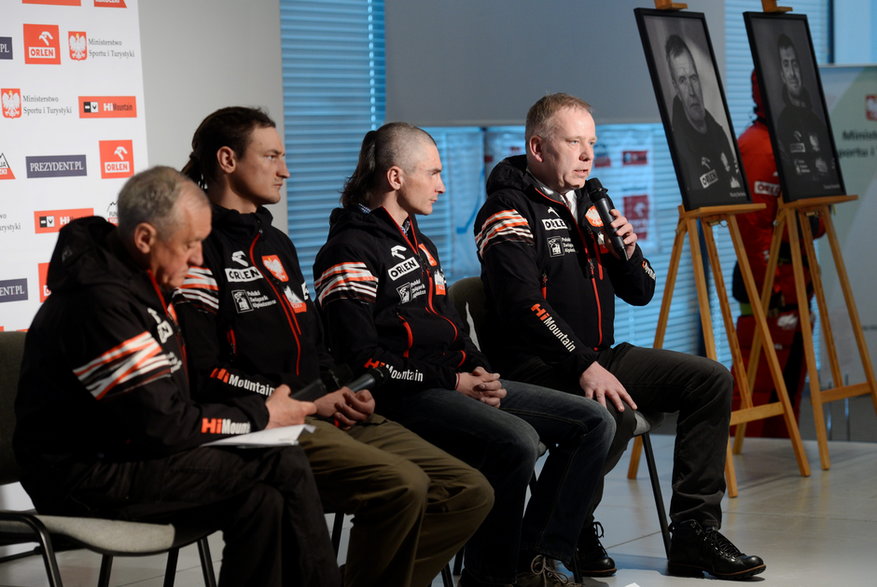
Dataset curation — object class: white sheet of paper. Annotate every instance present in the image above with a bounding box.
[204,424,315,448]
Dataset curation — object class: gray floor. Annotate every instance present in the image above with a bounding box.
[1,396,875,586]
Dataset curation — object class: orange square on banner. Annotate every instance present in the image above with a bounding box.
[34,208,94,234]
[99,140,134,179]
[2,89,22,119]
[23,24,61,65]
[38,262,51,302]
[79,96,137,118]
[68,31,87,61]
[23,0,81,5]
[94,0,128,7]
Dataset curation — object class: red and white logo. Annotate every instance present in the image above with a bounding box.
[866,95,877,122]
[38,262,51,302]
[94,0,128,7]
[99,140,134,179]
[23,1,82,5]
[1,89,21,118]
[79,96,137,118]
[34,208,94,234]
[68,31,87,61]
[622,150,648,166]
[0,153,15,180]
[262,255,289,282]
[24,24,61,65]
[623,194,649,241]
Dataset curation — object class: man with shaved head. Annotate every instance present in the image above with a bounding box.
[314,122,615,587]
[174,107,492,587]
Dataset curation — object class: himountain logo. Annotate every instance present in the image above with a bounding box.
[79,96,137,118]
[34,208,93,234]
[24,24,61,65]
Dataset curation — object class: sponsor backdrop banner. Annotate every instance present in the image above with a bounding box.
[0,0,146,330]
[819,65,877,385]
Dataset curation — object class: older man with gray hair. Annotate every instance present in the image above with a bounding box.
[14,166,340,587]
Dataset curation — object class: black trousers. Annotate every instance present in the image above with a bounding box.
[510,342,733,530]
[26,446,340,587]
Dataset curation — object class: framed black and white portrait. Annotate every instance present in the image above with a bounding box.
[745,11,845,201]
[635,8,749,210]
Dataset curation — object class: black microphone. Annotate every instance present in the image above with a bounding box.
[344,366,389,392]
[585,178,628,261]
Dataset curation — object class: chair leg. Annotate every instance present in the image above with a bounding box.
[440,562,454,587]
[97,554,113,587]
[197,537,217,587]
[163,548,179,587]
[641,431,672,558]
[452,546,464,575]
[331,512,344,554]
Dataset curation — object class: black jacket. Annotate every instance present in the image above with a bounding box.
[474,155,656,380]
[313,206,488,395]
[14,217,267,492]
[173,205,337,403]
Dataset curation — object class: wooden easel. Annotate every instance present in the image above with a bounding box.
[626,204,812,497]
[733,196,877,469]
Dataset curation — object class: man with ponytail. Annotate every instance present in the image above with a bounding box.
[314,122,614,587]
[174,107,492,587]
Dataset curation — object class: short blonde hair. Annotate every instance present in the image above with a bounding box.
[525,93,593,142]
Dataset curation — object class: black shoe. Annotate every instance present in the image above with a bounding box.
[572,521,616,577]
[668,519,766,580]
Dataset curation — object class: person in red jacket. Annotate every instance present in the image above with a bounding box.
[732,71,825,437]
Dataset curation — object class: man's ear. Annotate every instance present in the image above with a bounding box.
[386,165,404,191]
[528,135,545,163]
[132,222,158,255]
[217,146,237,174]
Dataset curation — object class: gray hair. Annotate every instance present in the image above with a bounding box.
[117,166,207,239]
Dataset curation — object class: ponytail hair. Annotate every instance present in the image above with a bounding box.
[341,122,435,208]
[182,106,276,190]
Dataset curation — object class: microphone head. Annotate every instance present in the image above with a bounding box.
[368,366,389,385]
[585,178,607,202]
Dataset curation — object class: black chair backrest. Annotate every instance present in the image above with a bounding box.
[0,331,28,486]
[447,276,488,349]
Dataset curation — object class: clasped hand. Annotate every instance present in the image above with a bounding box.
[456,365,506,408]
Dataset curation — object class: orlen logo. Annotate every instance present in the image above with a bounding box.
[94,0,128,7]
[0,153,15,180]
[99,139,134,178]
[38,262,51,302]
[24,24,61,65]
[2,89,22,119]
[68,31,87,61]
[79,96,137,118]
[34,208,93,234]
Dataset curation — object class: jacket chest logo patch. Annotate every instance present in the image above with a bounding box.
[262,255,288,282]
[541,218,567,231]
[396,280,426,303]
[147,307,174,344]
[225,267,262,282]
[231,289,276,313]
[283,284,308,313]
[388,257,420,281]
[547,236,575,257]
